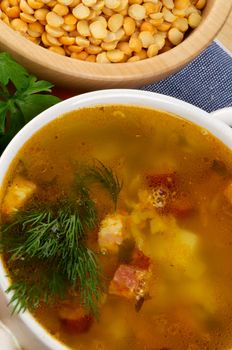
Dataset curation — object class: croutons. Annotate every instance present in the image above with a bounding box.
[2,176,37,215]
[98,213,128,253]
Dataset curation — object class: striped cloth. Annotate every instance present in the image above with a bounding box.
[142,41,232,113]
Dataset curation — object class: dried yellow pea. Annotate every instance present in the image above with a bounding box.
[46,11,64,27]
[71,51,88,59]
[127,55,140,61]
[72,3,90,19]
[128,4,146,20]
[11,17,28,32]
[53,3,69,16]
[86,54,96,61]
[3,0,206,62]
[96,51,110,62]
[147,42,158,57]
[45,24,64,36]
[89,20,107,39]
[77,20,90,36]
[48,46,66,54]
[106,48,124,62]
[19,0,34,15]
[101,40,118,50]
[123,16,136,36]
[59,35,75,44]
[129,36,142,52]
[20,12,36,22]
[27,0,44,9]
[104,0,120,10]
[188,12,202,28]
[108,13,123,32]
[168,27,184,45]
[86,44,102,54]
[34,8,49,21]
[46,33,62,44]
[75,36,90,47]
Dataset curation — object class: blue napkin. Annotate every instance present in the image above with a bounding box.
[142,41,232,113]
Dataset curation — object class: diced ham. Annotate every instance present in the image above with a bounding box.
[2,176,37,216]
[146,173,176,190]
[59,306,93,333]
[98,213,128,253]
[132,249,151,270]
[109,264,151,300]
[224,181,232,206]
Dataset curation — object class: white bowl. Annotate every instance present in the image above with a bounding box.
[0,89,232,350]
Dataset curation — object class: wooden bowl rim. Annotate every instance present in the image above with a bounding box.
[0,0,231,82]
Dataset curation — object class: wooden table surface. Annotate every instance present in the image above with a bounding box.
[218,9,232,52]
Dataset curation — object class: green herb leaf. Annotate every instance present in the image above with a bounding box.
[0,52,29,91]
[21,75,53,95]
[9,210,60,260]
[6,271,66,314]
[0,101,8,135]
[86,160,122,209]
[16,94,60,123]
[1,197,101,317]
[0,107,25,154]
[0,52,60,154]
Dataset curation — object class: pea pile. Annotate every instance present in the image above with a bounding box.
[0,0,206,63]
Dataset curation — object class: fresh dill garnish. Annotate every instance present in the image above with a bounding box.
[0,160,121,317]
[77,186,97,230]
[77,160,123,210]
[9,210,62,260]
[59,245,103,317]
[0,194,101,316]
[87,161,122,209]
[6,271,66,314]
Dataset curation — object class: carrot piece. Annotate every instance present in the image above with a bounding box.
[59,306,93,333]
[170,196,194,218]
[146,173,176,189]
[62,314,93,333]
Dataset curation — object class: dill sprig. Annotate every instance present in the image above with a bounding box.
[0,160,121,317]
[80,160,122,210]
[1,195,101,316]
[9,210,61,259]
[77,186,97,230]
[6,271,66,314]
[59,245,103,317]
[5,206,86,260]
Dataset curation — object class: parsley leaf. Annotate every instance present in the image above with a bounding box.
[0,52,61,153]
[16,94,60,123]
[0,52,29,91]
[0,105,25,154]
[0,101,8,135]
[20,75,54,95]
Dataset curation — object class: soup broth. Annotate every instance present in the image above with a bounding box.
[1,105,232,350]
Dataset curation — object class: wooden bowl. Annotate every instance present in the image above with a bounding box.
[0,0,231,91]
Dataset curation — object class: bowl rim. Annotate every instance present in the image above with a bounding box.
[0,89,232,350]
[0,0,231,83]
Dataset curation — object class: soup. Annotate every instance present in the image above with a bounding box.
[1,105,232,350]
